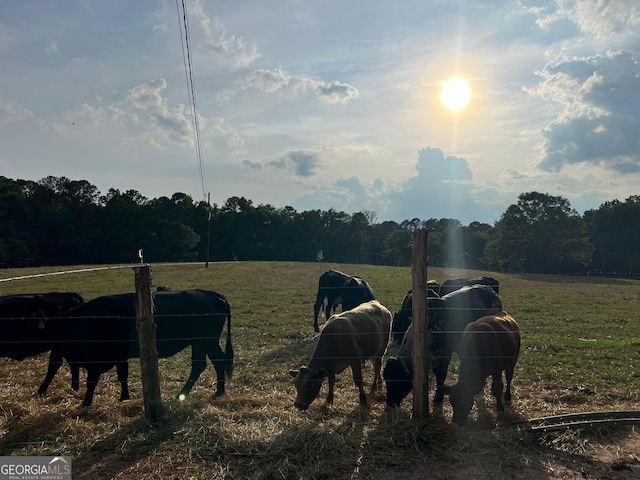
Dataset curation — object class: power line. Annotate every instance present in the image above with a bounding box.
[176,0,207,202]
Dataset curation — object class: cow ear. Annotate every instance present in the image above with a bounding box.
[289,369,299,378]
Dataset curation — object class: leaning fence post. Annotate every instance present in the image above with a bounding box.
[133,264,165,420]
[412,229,430,419]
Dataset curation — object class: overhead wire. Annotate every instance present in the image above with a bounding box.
[176,0,207,202]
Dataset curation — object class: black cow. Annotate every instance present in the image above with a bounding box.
[312,271,375,332]
[313,270,352,332]
[438,276,500,297]
[341,276,375,312]
[0,292,85,391]
[384,285,503,407]
[38,289,234,406]
[391,284,440,345]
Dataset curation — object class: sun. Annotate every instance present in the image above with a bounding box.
[440,76,472,113]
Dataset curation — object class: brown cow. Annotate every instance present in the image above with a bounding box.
[443,312,520,425]
[290,300,391,410]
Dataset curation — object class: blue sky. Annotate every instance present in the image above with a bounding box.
[1,0,639,225]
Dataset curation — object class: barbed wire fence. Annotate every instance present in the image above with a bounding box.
[1,247,638,422]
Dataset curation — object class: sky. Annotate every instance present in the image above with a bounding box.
[1,0,639,225]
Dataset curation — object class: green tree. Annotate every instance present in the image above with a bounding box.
[483,192,593,273]
[97,188,150,263]
[29,176,100,265]
[383,229,413,266]
[462,222,492,269]
[584,196,640,273]
[0,177,37,266]
[146,193,200,262]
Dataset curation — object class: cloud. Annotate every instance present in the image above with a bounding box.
[527,50,640,172]
[239,68,291,93]
[265,149,322,177]
[287,151,321,176]
[413,147,473,182]
[238,68,359,104]
[37,78,246,154]
[315,81,359,104]
[287,147,506,224]
[119,78,193,146]
[189,0,260,69]
[241,159,262,170]
[292,175,386,217]
[0,101,33,124]
[45,41,60,56]
[532,0,640,39]
[386,148,480,220]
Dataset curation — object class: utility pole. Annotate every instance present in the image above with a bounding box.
[206,192,211,268]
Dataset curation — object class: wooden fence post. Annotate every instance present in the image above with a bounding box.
[412,229,430,419]
[133,264,165,420]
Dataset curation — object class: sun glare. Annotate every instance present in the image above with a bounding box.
[440,76,472,113]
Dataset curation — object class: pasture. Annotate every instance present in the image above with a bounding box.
[1,261,639,479]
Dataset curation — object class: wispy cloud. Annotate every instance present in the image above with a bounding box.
[189,0,260,69]
[238,68,358,104]
[532,0,640,39]
[0,101,33,124]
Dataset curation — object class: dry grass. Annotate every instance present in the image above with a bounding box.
[1,261,640,479]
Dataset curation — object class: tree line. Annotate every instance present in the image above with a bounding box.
[1,176,639,275]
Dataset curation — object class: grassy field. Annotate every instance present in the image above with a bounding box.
[1,261,639,479]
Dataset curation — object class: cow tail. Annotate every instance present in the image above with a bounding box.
[225,306,234,377]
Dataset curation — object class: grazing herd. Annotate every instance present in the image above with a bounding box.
[1,269,520,425]
[300,269,521,424]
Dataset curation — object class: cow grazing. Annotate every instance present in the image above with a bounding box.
[312,270,376,333]
[438,276,500,297]
[38,289,233,406]
[383,321,418,408]
[313,269,352,332]
[0,292,85,392]
[443,312,520,425]
[384,285,503,407]
[290,300,391,410]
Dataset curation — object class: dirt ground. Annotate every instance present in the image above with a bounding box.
[393,432,640,480]
[386,386,640,480]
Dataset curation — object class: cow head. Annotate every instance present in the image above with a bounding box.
[383,357,413,407]
[289,366,327,410]
[442,384,475,425]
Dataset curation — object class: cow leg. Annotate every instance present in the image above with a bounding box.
[207,343,228,396]
[432,356,452,404]
[351,361,368,405]
[313,300,323,333]
[491,372,505,412]
[504,364,515,406]
[116,361,130,402]
[36,351,65,396]
[332,295,342,316]
[370,356,382,394]
[326,294,338,321]
[82,369,102,407]
[70,362,80,392]
[326,372,336,405]
[178,345,207,399]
